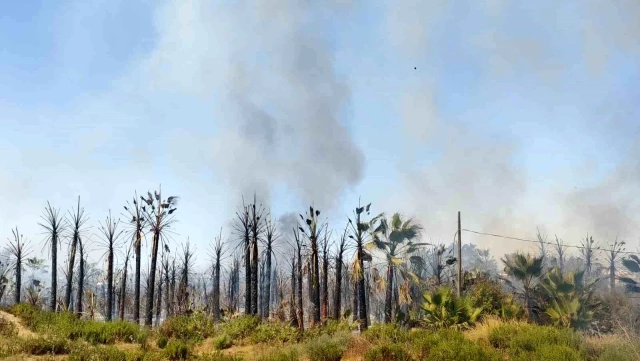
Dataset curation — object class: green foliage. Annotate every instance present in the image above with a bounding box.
[303,319,352,339]
[511,344,582,361]
[156,335,169,349]
[467,279,506,315]
[20,337,72,355]
[364,343,412,361]
[0,316,18,337]
[500,295,525,320]
[163,339,192,361]
[9,304,144,345]
[488,323,584,359]
[200,352,245,361]
[159,312,216,342]
[68,346,128,361]
[256,347,300,361]
[362,323,411,344]
[222,316,261,340]
[620,255,640,292]
[422,286,482,329]
[249,322,298,344]
[597,342,640,361]
[541,267,600,329]
[305,333,350,361]
[213,333,233,350]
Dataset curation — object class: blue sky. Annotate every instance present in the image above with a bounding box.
[1,0,639,268]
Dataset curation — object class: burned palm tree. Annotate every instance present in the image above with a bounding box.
[212,230,224,322]
[234,203,252,315]
[332,225,349,319]
[347,200,372,330]
[119,244,132,320]
[553,235,568,273]
[39,201,66,312]
[299,206,324,327]
[123,192,148,324]
[605,238,625,293]
[65,197,88,311]
[292,227,304,330]
[163,254,171,318]
[177,241,195,315]
[141,188,178,326]
[581,235,598,282]
[228,255,241,315]
[98,211,124,321]
[76,238,85,317]
[8,227,31,304]
[249,197,265,316]
[262,216,278,318]
[320,229,330,323]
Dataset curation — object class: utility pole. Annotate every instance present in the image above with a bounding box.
[457,211,462,297]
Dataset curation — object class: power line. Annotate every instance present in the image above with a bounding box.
[461,229,636,256]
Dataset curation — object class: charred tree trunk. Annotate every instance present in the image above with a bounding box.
[295,233,304,331]
[384,262,393,323]
[76,239,85,318]
[213,257,221,322]
[265,240,272,318]
[290,261,298,327]
[119,263,128,321]
[133,229,143,324]
[145,232,160,326]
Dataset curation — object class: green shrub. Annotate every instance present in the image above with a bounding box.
[0,317,17,337]
[488,323,584,359]
[20,337,72,355]
[159,312,215,342]
[362,323,411,344]
[597,343,640,361]
[256,347,300,361]
[422,286,483,329]
[508,344,583,361]
[249,322,298,344]
[200,352,245,361]
[468,279,507,315]
[305,333,350,361]
[364,344,412,361]
[303,319,351,339]
[164,339,192,361]
[68,346,128,361]
[421,336,501,361]
[223,316,261,340]
[487,323,524,349]
[213,333,233,350]
[156,335,169,349]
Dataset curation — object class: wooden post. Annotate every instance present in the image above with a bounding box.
[457,211,462,297]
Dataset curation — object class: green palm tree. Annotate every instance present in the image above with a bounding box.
[501,252,544,319]
[367,213,425,323]
[541,267,600,329]
[422,286,482,329]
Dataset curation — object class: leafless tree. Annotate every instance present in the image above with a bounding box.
[123,192,148,324]
[39,201,66,312]
[65,197,88,310]
[98,211,124,321]
[8,227,31,304]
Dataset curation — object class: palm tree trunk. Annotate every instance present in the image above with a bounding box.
[213,260,221,322]
[321,250,328,324]
[311,237,321,326]
[296,246,304,331]
[65,237,77,310]
[156,270,163,325]
[332,254,343,319]
[76,241,85,318]
[251,239,259,315]
[51,234,57,312]
[145,232,160,326]
[265,244,272,318]
[106,248,114,321]
[384,262,393,323]
[119,264,128,320]
[134,232,142,324]
[357,248,367,329]
[245,238,251,315]
[15,257,22,304]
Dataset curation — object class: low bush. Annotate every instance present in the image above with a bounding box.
[213,333,233,350]
[249,322,298,344]
[362,323,411,344]
[303,319,351,339]
[200,352,245,361]
[364,343,412,361]
[0,317,17,337]
[163,339,192,361]
[156,335,169,349]
[222,316,261,340]
[596,342,640,361]
[159,312,215,342]
[256,347,300,361]
[68,346,128,361]
[20,337,72,355]
[305,333,350,361]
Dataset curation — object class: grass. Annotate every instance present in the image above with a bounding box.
[4,306,640,360]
